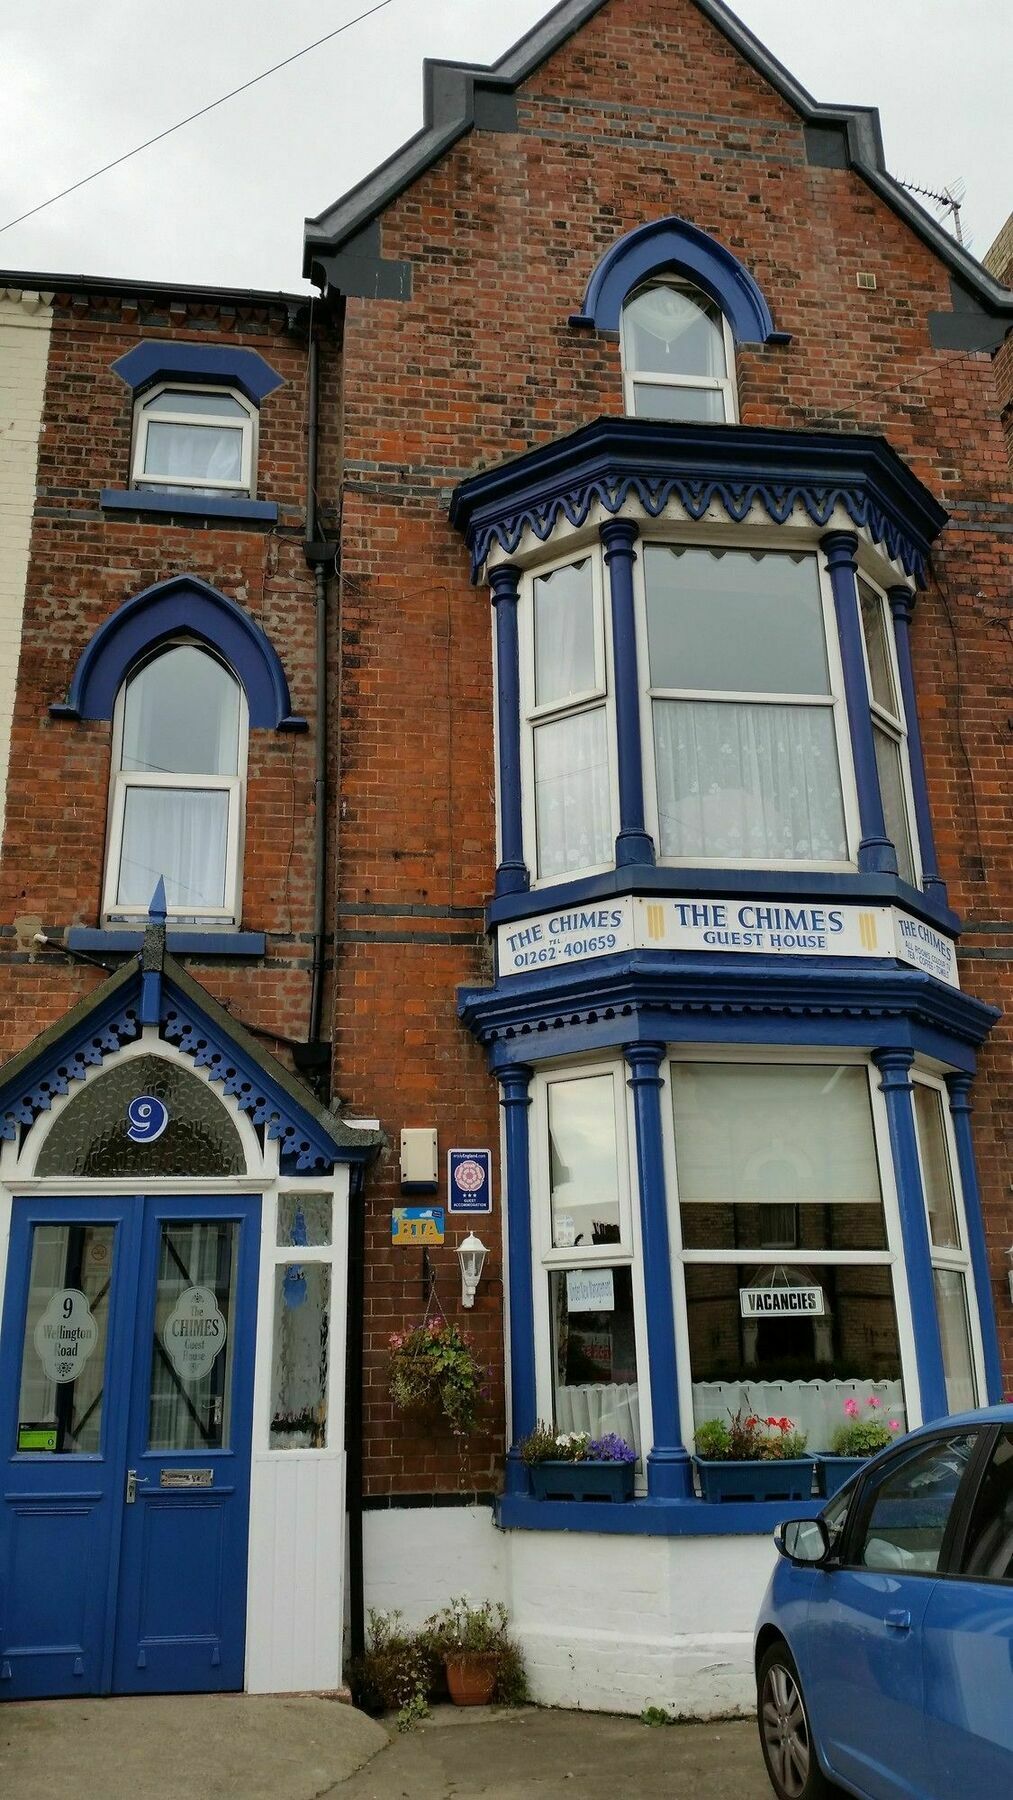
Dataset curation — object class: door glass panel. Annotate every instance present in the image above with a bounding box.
[16,1223,115,1454]
[856,1431,977,1572]
[270,1264,331,1448]
[148,1221,237,1451]
[933,1267,978,1413]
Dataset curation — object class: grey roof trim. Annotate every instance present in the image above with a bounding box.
[302,0,1013,325]
[0,267,312,310]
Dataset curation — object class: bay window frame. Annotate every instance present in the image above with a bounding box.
[910,1069,988,1411]
[856,571,922,888]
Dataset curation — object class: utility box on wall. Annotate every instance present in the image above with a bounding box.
[399,1127,438,1191]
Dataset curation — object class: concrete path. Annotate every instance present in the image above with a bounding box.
[1,1696,772,1800]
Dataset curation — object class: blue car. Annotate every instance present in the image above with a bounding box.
[754,1406,1013,1800]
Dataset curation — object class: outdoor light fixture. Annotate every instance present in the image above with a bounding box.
[456,1233,488,1309]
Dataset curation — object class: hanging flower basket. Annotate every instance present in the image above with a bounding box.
[388,1316,484,1435]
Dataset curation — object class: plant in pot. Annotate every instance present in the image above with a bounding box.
[388,1316,484,1435]
[693,1410,813,1502]
[518,1421,637,1502]
[425,1597,515,1707]
[816,1396,903,1496]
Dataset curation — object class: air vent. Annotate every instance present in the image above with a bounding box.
[856,271,878,290]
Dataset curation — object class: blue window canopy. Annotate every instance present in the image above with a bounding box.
[449,417,948,588]
[49,575,307,731]
[570,215,790,345]
[110,341,284,406]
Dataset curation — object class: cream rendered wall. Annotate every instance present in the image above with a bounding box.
[0,288,52,839]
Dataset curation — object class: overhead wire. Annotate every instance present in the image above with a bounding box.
[0,0,397,238]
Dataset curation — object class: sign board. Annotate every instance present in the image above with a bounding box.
[447,1149,492,1214]
[18,1423,58,1452]
[162,1285,228,1384]
[566,1268,616,1313]
[34,1288,100,1385]
[392,1206,445,1245]
[160,1468,214,1488]
[740,1285,825,1319]
[496,896,959,989]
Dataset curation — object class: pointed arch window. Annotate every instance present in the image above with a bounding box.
[103,643,247,924]
[621,279,737,423]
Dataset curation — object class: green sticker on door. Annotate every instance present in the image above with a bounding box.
[17,1422,59,1452]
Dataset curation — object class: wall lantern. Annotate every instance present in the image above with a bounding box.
[456,1233,488,1309]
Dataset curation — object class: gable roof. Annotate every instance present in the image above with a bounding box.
[303,0,1013,340]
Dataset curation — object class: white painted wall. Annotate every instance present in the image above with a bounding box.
[0,288,52,842]
[362,1504,776,1716]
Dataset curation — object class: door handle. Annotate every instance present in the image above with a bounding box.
[885,1609,911,1632]
[125,1468,150,1505]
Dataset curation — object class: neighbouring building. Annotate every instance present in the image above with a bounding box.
[0,0,1011,1715]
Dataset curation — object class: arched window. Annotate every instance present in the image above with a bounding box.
[620,279,736,423]
[103,643,247,924]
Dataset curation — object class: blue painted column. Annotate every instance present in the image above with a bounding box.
[821,531,898,875]
[600,519,655,868]
[499,1063,537,1495]
[946,1072,1003,1403]
[888,585,947,905]
[489,564,530,897]
[874,1048,948,1422]
[625,1042,693,1498]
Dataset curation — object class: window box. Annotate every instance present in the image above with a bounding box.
[814,1453,868,1498]
[529,1459,636,1503]
[693,1457,815,1503]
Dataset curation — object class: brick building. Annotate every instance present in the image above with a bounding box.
[0,0,1011,1715]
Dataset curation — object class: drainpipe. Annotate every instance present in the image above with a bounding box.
[304,329,329,1050]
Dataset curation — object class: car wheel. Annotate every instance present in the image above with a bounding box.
[757,1641,836,1800]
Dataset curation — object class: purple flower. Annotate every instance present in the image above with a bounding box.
[588,1432,637,1464]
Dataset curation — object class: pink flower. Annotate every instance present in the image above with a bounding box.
[867,1395,882,1409]
[888,1420,901,1432]
[844,1399,860,1419]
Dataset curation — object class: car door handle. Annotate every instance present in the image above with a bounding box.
[885,1609,911,1632]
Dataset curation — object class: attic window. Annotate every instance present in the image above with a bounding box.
[620,280,737,423]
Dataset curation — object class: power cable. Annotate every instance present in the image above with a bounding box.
[0,0,397,237]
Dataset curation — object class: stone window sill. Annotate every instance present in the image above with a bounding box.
[100,487,278,524]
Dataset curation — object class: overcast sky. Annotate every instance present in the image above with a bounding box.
[1,1,1008,294]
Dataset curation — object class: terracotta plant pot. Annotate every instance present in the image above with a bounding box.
[444,1651,499,1706]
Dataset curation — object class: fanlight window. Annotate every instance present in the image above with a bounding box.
[104,644,246,923]
[621,280,736,422]
[132,384,255,496]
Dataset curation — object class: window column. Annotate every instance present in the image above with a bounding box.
[600,520,655,868]
[499,1062,537,1494]
[888,586,946,904]
[625,1042,692,1498]
[946,1072,1002,1402]
[874,1048,947,1420]
[489,564,530,897]
[822,531,898,875]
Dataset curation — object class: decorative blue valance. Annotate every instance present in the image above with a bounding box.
[570,215,789,344]
[111,341,283,405]
[50,575,307,731]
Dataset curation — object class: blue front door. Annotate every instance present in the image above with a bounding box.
[0,1194,259,1699]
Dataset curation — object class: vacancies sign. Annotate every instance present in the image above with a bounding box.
[740,1285,825,1318]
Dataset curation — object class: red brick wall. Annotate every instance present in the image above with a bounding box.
[0,293,338,1067]
[330,0,1013,1488]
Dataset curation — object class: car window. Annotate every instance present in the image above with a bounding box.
[854,1432,978,1574]
[822,1477,856,1558]
[960,1429,1013,1583]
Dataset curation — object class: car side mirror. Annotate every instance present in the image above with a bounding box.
[775,1517,831,1566]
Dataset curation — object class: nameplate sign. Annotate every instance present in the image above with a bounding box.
[740,1286,825,1318]
[496,897,958,988]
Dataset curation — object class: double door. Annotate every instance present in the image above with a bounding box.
[0,1193,259,1699]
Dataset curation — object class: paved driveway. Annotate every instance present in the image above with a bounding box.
[1,1696,772,1800]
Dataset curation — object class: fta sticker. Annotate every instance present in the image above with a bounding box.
[447,1149,492,1214]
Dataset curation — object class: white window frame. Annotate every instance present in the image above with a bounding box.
[856,572,922,887]
[518,547,620,886]
[910,1069,987,1408]
[529,1060,653,1478]
[131,381,257,496]
[634,535,861,871]
[661,1046,922,1452]
[620,278,738,424]
[102,647,248,926]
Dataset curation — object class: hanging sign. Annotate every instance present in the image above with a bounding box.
[34,1288,100,1384]
[392,1206,445,1245]
[126,1095,169,1142]
[740,1285,825,1319]
[496,896,959,988]
[447,1149,492,1214]
[162,1285,228,1383]
[566,1269,616,1313]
